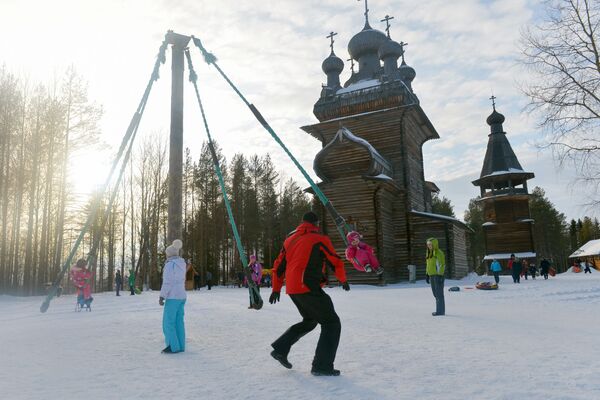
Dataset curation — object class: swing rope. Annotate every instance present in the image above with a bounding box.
[190,36,350,246]
[184,49,263,309]
[40,37,169,313]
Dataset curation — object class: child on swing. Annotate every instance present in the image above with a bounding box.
[345,231,383,274]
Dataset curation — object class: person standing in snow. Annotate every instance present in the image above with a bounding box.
[582,260,592,274]
[511,256,522,283]
[490,259,502,284]
[128,269,136,295]
[247,255,263,309]
[71,259,93,309]
[540,258,551,280]
[522,259,529,280]
[345,231,383,274]
[115,270,123,296]
[269,211,350,376]
[206,270,213,290]
[426,237,446,316]
[159,239,187,354]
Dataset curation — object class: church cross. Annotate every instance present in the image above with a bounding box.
[326,31,338,53]
[358,0,369,24]
[347,57,355,73]
[490,94,497,110]
[381,15,394,38]
[399,41,408,61]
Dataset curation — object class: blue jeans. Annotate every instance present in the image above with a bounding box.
[163,299,186,352]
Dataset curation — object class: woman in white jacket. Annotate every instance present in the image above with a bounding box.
[159,239,187,353]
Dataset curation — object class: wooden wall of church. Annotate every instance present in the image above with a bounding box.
[484,222,535,254]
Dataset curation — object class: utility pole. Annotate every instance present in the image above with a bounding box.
[166,31,191,243]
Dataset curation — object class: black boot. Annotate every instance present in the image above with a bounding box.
[162,346,174,354]
[311,368,341,376]
[270,350,292,369]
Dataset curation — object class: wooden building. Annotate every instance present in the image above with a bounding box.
[472,104,536,267]
[301,10,472,284]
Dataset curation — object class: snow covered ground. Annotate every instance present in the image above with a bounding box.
[2,272,599,400]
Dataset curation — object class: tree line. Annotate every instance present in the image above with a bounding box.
[0,67,310,296]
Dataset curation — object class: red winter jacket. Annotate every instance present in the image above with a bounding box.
[272,222,346,295]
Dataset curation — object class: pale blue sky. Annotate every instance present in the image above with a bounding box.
[0,0,590,221]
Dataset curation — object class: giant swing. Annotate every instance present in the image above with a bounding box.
[40,30,375,313]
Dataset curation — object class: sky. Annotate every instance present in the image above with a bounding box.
[0,0,592,221]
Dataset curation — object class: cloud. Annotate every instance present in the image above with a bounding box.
[0,0,591,220]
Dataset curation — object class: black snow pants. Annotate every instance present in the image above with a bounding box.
[271,289,341,371]
[493,271,500,284]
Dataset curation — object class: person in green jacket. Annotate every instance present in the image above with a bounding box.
[426,238,445,316]
[128,269,136,295]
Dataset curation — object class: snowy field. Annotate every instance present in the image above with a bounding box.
[1,272,599,400]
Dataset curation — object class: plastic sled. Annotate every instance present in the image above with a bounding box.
[476,282,498,290]
[448,286,460,292]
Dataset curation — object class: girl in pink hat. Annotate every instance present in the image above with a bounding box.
[345,231,383,274]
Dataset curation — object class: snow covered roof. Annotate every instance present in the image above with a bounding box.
[337,79,381,94]
[483,252,536,260]
[411,210,472,231]
[314,126,392,182]
[569,239,600,258]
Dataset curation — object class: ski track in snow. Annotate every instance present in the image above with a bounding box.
[1,273,599,400]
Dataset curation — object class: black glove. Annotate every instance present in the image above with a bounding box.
[425,275,430,284]
[342,281,350,291]
[269,292,280,304]
[159,296,165,306]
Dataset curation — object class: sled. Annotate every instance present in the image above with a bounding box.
[448,286,460,292]
[573,266,582,273]
[549,267,556,277]
[475,282,498,290]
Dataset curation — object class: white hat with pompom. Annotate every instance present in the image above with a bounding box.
[165,239,183,257]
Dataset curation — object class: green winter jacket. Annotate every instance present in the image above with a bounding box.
[425,237,446,276]
[128,270,135,286]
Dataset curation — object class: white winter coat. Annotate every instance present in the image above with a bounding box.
[160,256,187,300]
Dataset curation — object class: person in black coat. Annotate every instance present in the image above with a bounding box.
[540,258,550,280]
[115,270,123,296]
[512,256,522,283]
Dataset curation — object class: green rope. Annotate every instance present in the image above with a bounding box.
[184,49,263,310]
[40,37,169,313]
[190,36,350,246]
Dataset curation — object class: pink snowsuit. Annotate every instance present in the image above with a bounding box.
[249,262,263,286]
[346,242,381,272]
[71,266,93,300]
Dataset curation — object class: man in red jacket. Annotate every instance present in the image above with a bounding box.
[269,211,350,376]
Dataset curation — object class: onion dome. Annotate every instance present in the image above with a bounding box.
[347,22,388,61]
[378,39,403,60]
[399,59,416,82]
[486,109,505,126]
[322,52,344,74]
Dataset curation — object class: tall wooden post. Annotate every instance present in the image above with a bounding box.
[166,31,190,243]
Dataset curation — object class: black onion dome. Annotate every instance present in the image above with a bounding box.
[348,22,388,60]
[486,109,505,125]
[378,39,403,60]
[322,52,344,74]
[399,59,416,81]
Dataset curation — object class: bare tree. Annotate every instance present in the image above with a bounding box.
[520,0,600,204]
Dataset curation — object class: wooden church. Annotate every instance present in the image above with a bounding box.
[301,7,472,284]
[472,101,536,267]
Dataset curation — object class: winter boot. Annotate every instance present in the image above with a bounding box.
[364,264,372,273]
[311,368,341,376]
[270,350,292,369]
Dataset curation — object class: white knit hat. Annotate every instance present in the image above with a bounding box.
[165,239,183,257]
